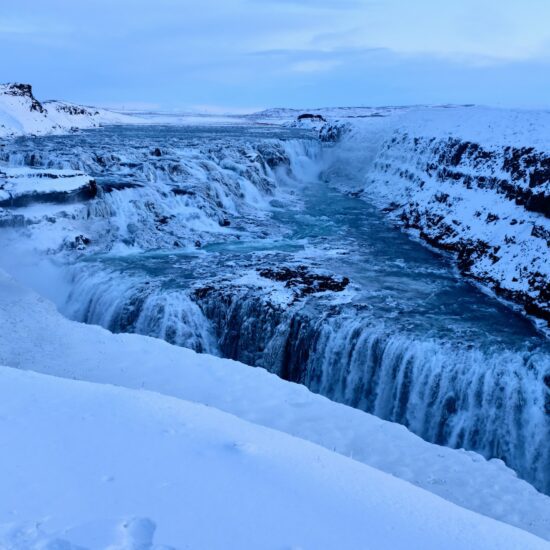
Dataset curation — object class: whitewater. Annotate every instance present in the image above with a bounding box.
[1,119,549,502]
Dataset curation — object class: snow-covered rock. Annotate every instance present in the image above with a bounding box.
[0,166,95,206]
[316,106,550,326]
[0,82,140,138]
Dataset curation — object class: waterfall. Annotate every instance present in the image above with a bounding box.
[193,287,550,494]
[63,269,550,492]
[64,265,218,354]
[4,124,549,496]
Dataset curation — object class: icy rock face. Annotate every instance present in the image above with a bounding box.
[318,120,353,143]
[0,167,97,207]
[363,133,550,324]
[256,265,350,296]
[47,101,100,117]
[2,83,46,113]
[319,107,550,327]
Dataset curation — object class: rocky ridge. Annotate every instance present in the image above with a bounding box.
[0,82,138,138]
[316,107,550,328]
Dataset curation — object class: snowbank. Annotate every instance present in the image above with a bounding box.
[0,365,547,549]
[0,269,549,542]
[0,166,94,204]
[0,83,140,138]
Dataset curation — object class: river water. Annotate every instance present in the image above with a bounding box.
[3,124,549,493]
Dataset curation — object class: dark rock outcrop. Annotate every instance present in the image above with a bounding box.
[297,113,327,123]
[3,83,46,114]
[258,265,349,296]
[367,132,550,325]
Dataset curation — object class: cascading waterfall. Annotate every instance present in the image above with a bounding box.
[0,130,323,252]
[3,124,549,496]
[65,270,550,492]
[64,265,217,354]
[194,288,550,493]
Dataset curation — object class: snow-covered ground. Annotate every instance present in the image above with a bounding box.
[1,365,548,550]
[0,83,140,138]
[118,110,253,126]
[1,269,549,546]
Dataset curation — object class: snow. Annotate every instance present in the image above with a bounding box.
[1,269,549,544]
[119,111,252,126]
[0,166,93,201]
[0,365,547,550]
[256,104,550,149]
[390,105,550,149]
[250,106,402,126]
[45,100,140,129]
[313,105,550,326]
[0,81,263,139]
[0,83,142,138]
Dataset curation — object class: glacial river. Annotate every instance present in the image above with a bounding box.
[3,124,549,493]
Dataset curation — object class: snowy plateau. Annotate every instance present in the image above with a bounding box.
[0,83,549,549]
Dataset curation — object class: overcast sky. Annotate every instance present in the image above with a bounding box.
[1,0,550,111]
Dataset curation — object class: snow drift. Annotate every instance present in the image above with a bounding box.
[0,365,548,549]
[0,82,138,138]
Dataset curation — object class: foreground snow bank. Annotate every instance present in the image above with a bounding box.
[1,270,549,541]
[0,83,139,138]
[0,366,547,550]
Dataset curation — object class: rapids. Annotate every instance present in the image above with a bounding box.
[2,124,549,493]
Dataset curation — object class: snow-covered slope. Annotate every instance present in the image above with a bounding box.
[316,106,550,326]
[0,83,139,138]
[250,106,404,125]
[1,270,549,542]
[1,366,548,550]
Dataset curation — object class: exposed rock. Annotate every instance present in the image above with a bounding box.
[258,265,349,296]
[297,113,327,123]
[319,122,351,143]
[366,132,550,325]
[3,83,46,113]
[256,142,291,168]
[54,103,99,117]
[73,234,91,250]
